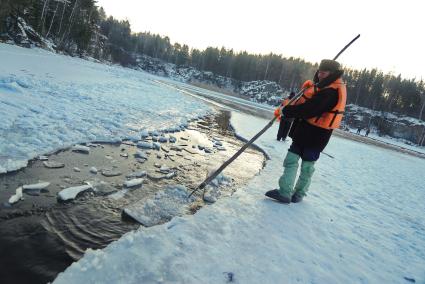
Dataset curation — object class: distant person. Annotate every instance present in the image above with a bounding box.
[276,92,295,141]
[356,127,362,135]
[266,59,346,203]
[365,128,370,137]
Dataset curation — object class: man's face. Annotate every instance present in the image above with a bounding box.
[318,70,331,81]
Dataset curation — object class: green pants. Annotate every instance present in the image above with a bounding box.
[278,151,315,198]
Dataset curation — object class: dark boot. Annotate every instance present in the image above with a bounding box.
[291,194,304,203]
[265,189,291,204]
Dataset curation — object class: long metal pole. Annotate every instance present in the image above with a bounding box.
[188,34,360,198]
[333,34,360,60]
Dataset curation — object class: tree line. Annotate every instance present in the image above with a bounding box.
[1,0,424,120]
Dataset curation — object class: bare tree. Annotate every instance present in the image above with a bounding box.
[417,79,425,120]
[57,0,69,36]
[39,0,50,32]
[263,55,270,81]
[46,0,61,38]
[60,0,78,44]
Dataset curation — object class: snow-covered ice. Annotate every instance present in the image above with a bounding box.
[0,43,211,173]
[357,129,425,155]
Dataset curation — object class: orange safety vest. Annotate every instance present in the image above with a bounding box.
[295,79,347,130]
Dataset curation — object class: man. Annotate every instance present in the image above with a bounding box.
[365,128,370,137]
[276,91,295,141]
[357,126,362,135]
[265,59,347,203]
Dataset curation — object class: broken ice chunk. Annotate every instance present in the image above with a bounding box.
[101,169,122,177]
[203,192,217,203]
[140,130,149,138]
[170,145,183,151]
[58,184,93,201]
[72,145,90,153]
[134,150,148,159]
[43,161,65,168]
[8,187,23,204]
[123,185,191,226]
[124,178,144,188]
[22,182,50,190]
[165,171,176,179]
[137,142,153,149]
[158,136,168,143]
[126,171,147,178]
[160,165,170,172]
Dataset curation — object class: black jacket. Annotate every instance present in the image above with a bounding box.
[282,70,343,152]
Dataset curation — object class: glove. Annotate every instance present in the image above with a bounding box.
[274,107,282,120]
[301,80,314,89]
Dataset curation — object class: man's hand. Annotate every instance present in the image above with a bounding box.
[302,80,314,89]
[274,107,282,119]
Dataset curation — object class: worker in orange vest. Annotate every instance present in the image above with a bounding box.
[266,59,347,203]
[276,92,295,141]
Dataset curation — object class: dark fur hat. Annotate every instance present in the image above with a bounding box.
[318,59,340,72]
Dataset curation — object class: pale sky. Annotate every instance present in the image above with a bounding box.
[96,0,425,80]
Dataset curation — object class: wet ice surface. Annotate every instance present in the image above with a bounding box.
[0,112,265,284]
